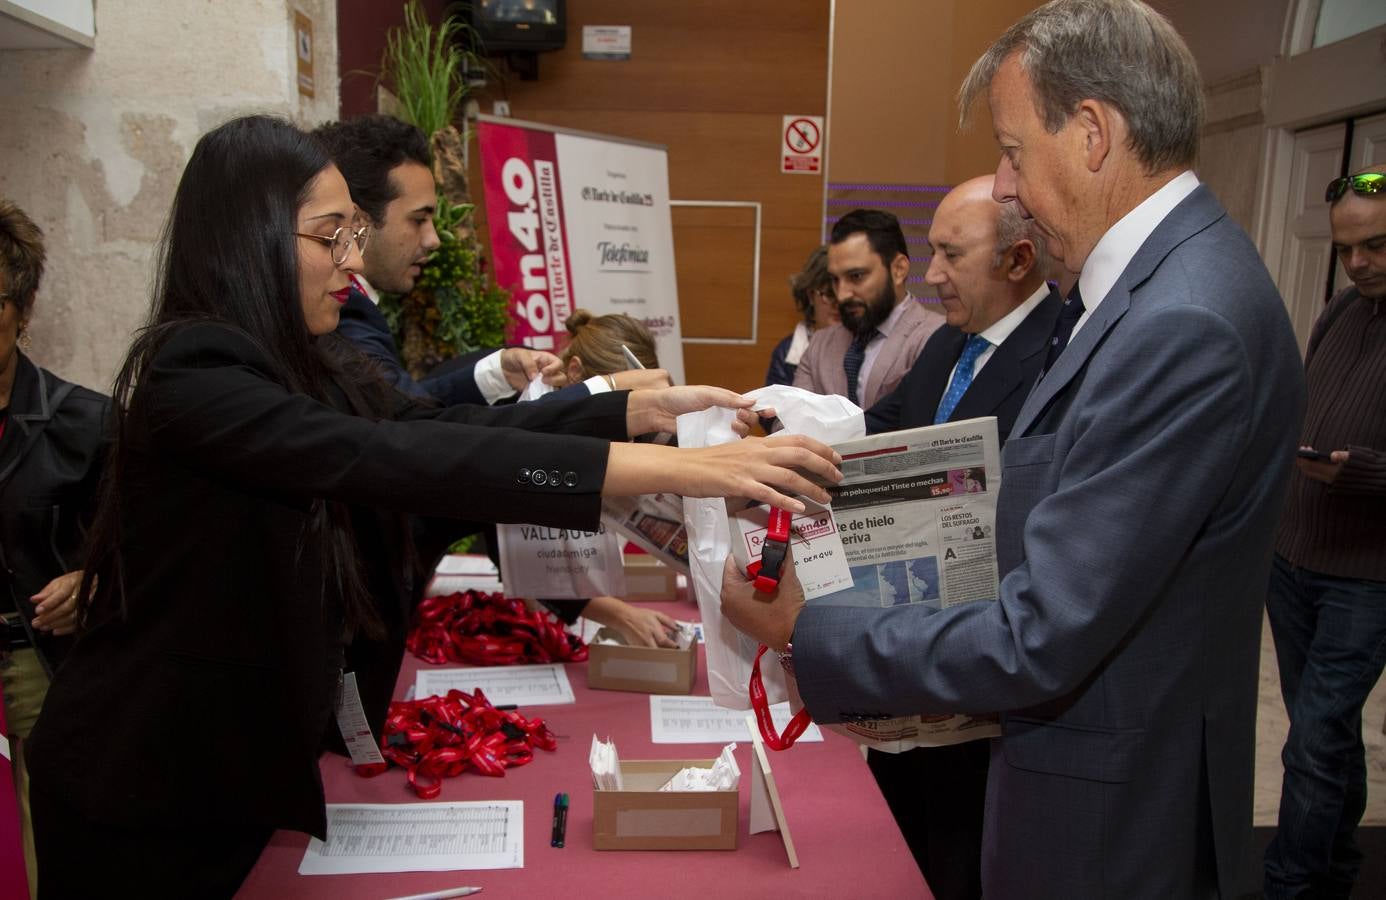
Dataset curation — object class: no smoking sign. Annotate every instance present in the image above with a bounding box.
[781,115,823,174]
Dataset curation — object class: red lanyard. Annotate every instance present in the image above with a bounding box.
[749,643,813,751]
[746,507,793,593]
[355,687,558,798]
[742,507,811,749]
[407,590,589,667]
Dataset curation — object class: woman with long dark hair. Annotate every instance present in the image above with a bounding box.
[24,115,837,897]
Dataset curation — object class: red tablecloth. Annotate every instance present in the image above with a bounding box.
[237,599,930,899]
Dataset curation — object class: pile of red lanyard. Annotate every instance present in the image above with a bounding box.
[355,687,558,798]
[406,590,588,666]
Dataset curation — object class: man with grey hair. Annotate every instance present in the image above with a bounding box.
[866,175,1061,441]
[721,2,1305,897]
[862,174,1061,900]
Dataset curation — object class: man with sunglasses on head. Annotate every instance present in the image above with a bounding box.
[1263,163,1386,900]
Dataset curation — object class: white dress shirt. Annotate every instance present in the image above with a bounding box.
[1073,170,1200,339]
[355,275,606,402]
[943,282,1052,388]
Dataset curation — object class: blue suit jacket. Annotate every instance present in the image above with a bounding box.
[793,186,1305,898]
[864,287,1061,438]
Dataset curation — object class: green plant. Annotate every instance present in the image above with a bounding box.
[384,1,468,136]
[377,4,511,375]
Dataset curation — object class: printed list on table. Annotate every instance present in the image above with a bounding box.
[298,802,524,875]
[650,695,823,744]
[415,663,576,706]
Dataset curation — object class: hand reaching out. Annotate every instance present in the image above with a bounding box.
[583,596,682,648]
[604,432,841,513]
[625,385,754,436]
[500,347,562,392]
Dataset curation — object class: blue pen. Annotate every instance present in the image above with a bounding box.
[551,792,569,848]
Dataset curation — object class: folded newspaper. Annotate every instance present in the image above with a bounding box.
[730,416,1004,752]
[602,492,690,574]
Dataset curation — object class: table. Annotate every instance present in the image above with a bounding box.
[237,599,930,898]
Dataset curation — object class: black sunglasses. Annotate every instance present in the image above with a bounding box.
[1325,172,1386,203]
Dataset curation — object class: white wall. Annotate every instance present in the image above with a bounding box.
[0,0,338,391]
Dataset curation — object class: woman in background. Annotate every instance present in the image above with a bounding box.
[764,245,839,386]
[0,199,110,898]
[543,309,678,647]
[25,115,839,897]
[556,308,658,383]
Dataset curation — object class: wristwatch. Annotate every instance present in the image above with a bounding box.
[776,642,794,678]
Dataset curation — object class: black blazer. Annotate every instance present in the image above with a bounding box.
[336,285,492,405]
[27,323,629,838]
[865,287,1062,440]
[0,353,110,675]
[336,285,596,408]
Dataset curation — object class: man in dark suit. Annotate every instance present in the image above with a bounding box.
[315,116,563,406]
[866,175,1060,440]
[861,174,1059,900]
[723,2,1305,897]
[793,209,944,410]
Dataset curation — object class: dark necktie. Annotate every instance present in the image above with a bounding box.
[844,331,874,406]
[934,334,991,424]
[1042,284,1086,375]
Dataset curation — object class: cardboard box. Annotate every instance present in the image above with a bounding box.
[587,627,697,694]
[622,553,679,602]
[592,759,739,850]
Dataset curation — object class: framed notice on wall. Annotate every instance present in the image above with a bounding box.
[294,11,315,98]
[477,115,685,384]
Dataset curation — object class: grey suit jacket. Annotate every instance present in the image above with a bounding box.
[793,186,1305,899]
[792,295,945,409]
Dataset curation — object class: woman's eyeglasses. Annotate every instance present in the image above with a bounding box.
[1325,173,1386,204]
[295,222,371,265]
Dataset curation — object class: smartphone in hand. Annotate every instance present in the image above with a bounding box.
[1296,448,1331,461]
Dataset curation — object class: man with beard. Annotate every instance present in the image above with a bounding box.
[793,208,944,409]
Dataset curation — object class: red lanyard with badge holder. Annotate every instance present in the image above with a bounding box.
[745,506,814,750]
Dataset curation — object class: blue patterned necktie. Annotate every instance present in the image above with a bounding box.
[934,334,991,424]
[843,331,874,406]
[1042,284,1086,375]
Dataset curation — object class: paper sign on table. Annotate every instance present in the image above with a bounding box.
[650,695,822,744]
[299,802,523,875]
[416,664,575,707]
[427,554,503,595]
[746,714,798,867]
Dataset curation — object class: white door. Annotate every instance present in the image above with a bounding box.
[1276,122,1347,354]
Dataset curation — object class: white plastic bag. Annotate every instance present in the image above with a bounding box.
[677,385,865,709]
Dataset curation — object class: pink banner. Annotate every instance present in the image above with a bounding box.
[0,692,29,898]
[478,121,575,352]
